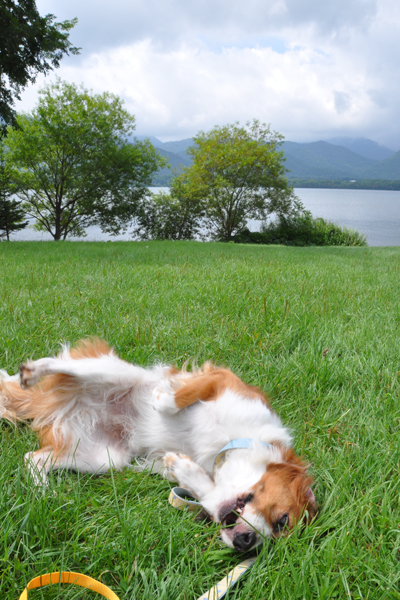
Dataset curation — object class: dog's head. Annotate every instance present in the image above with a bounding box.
[206,447,316,551]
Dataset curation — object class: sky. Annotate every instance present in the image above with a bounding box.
[15,0,400,149]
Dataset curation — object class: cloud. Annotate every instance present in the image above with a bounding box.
[36,0,379,53]
[333,91,353,114]
[16,0,400,148]
[44,39,374,140]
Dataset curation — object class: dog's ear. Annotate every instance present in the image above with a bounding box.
[267,449,317,520]
[290,474,317,519]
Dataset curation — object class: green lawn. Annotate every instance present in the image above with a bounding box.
[1,241,400,599]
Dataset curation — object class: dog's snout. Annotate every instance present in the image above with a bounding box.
[233,531,256,552]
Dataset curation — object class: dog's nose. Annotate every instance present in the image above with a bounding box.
[233,531,256,552]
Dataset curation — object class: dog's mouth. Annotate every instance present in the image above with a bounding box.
[219,494,254,527]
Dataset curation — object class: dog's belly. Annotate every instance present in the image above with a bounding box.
[129,388,291,475]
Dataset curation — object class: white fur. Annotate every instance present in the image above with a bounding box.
[2,346,308,551]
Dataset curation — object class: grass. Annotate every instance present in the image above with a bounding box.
[1,240,400,599]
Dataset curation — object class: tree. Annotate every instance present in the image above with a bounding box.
[178,120,302,240]
[0,141,28,240]
[0,197,28,241]
[0,0,79,132]
[5,80,165,240]
[135,176,205,240]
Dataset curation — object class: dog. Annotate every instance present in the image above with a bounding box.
[0,338,316,552]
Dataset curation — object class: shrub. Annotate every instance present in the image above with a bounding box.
[232,211,367,246]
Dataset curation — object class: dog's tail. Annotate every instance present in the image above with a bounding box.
[1,367,89,433]
[0,371,37,423]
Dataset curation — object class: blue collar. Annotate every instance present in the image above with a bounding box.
[213,438,274,472]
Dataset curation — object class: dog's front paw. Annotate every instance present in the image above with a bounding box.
[163,451,179,481]
[163,452,191,481]
[164,451,190,470]
[152,379,179,415]
[163,452,214,498]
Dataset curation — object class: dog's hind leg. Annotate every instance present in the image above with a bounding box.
[19,345,154,391]
[25,442,130,485]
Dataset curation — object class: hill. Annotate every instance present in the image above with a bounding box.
[283,141,377,180]
[326,137,395,161]
[162,138,194,159]
[145,136,400,186]
[132,135,165,149]
[151,147,191,186]
[361,150,400,180]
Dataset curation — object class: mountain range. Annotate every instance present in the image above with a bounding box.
[134,136,400,185]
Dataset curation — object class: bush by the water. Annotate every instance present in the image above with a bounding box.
[232,211,367,246]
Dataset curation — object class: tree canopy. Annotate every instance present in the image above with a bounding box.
[0,0,79,132]
[177,120,302,240]
[5,80,165,240]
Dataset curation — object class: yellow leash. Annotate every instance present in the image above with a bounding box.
[18,487,256,599]
[19,571,119,599]
[19,562,256,600]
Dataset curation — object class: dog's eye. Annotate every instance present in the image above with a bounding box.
[275,513,289,531]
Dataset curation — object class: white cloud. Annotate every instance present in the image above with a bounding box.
[14,0,400,148]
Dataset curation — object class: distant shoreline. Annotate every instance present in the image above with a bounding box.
[287,179,400,191]
[151,175,400,190]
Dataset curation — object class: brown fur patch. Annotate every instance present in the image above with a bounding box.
[252,449,316,535]
[167,365,180,376]
[173,365,270,410]
[38,424,69,457]
[1,374,81,433]
[0,379,38,422]
[69,338,112,360]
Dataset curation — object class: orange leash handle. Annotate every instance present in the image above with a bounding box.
[18,571,120,600]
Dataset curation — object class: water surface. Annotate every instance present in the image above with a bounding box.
[294,188,400,247]
[10,188,400,246]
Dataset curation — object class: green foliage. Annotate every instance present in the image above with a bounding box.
[0,141,27,240]
[173,120,301,240]
[0,0,79,131]
[1,241,400,598]
[135,177,204,240]
[232,212,367,246]
[0,198,28,241]
[5,80,165,240]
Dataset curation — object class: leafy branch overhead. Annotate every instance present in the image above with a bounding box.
[5,80,166,240]
[0,0,80,132]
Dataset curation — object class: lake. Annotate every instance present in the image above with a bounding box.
[295,188,400,247]
[10,188,400,246]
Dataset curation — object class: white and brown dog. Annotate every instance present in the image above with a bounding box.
[0,338,316,552]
